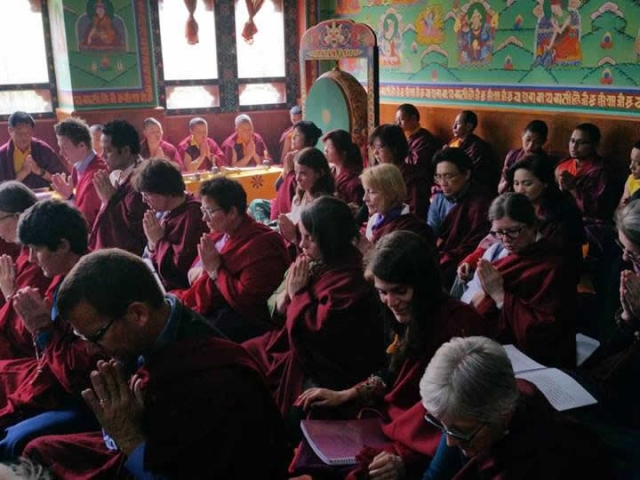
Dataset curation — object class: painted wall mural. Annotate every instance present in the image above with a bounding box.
[332,0,640,115]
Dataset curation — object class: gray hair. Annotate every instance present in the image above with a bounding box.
[420,336,519,427]
[617,199,640,247]
[235,114,253,128]
[0,459,51,479]
[488,192,536,226]
[89,124,103,134]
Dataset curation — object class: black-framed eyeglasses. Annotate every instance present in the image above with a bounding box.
[616,239,640,266]
[489,227,525,240]
[201,206,222,217]
[433,173,461,184]
[424,413,486,444]
[74,317,116,344]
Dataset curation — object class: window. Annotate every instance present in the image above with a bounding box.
[0,0,54,115]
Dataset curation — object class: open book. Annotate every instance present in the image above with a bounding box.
[504,345,597,412]
[300,418,391,466]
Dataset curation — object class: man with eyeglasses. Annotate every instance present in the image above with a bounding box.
[22,248,289,479]
[0,200,101,460]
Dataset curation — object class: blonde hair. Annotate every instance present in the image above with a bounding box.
[360,164,407,212]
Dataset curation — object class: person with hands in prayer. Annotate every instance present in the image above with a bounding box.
[177,117,224,172]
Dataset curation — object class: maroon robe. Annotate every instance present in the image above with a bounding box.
[398,162,431,219]
[270,171,296,220]
[0,276,100,430]
[0,138,68,189]
[371,213,435,248]
[279,125,294,164]
[0,247,53,359]
[149,194,208,291]
[452,380,609,480]
[406,127,442,178]
[172,215,290,330]
[24,301,288,480]
[73,154,107,229]
[221,132,267,167]
[456,134,500,193]
[335,167,364,205]
[437,183,493,287]
[243,250,386,415]
[140,139,182,168]
[176,137,224,171]
[88,172,148,255]
[473,240,575,368]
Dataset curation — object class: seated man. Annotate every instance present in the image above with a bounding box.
[0,111,67,189]
[448,110,499,192]
[89,124,104,157]
[139,117,182,170]
[23,249,288,479]
[89,120,148,255]
[395,103,442,178]
[0,200,101,460]
[177,117,224,172]
[279,105,303,164]
[222,114,268,167]
[172,178,290,342]
[51,117,108,228]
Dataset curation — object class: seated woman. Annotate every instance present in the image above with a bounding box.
[358,164,434,255]
[296,231,486,479]
[428,148,493,289]
[134,159,208,290]
[277,148,334,246]
[322,129,364,206]
[244,197,386,416]
[420,337,609,480]
[0,181,51,359]
[498,120,549,194]
[369,124,430,219]
[459,193,576,368]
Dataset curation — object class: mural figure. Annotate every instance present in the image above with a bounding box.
[534,0,582,67]
[79,0,125,52]
[377,9,404,68]
[416,5,445,45]
[336,0,361,15]
[454,1,498,65]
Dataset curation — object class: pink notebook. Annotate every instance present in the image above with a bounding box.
[300,418,391,465]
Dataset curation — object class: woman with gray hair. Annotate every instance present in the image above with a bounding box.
[458,193,575,368]
[420,336,609,480]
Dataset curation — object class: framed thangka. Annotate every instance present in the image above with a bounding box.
[49,0,156,109]
[334,0,640,116]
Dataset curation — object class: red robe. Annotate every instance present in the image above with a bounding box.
[0,138,68,190]
[0,276,101,429]
[176,137,224,171]
[473,240,575,368]
[270,171,296,220]
[149,194,208,291]
[406,127,442,179]
[172,215,290,330]
[398,162,431,219]
[72,154,108,229]
[140,139,182,169]
[437,183,493,287]
[221,132,267,167]
[335,167,364,205]
[454,134,500,193]
[243,251,386,415]
[370,213,435,247]
[452,380,610,479]
[88,173,148,255]
[24,302,288,479]
[0,247,52,359]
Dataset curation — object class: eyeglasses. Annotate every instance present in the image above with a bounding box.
[433,173,460,184]
[424,413,486,444]
[372,143,386,151]
[616,239,640,266]
[74,317,116,344]
[201,206,222,218]
[490,227,525,240]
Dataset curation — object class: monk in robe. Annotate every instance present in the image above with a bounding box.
[244,198,386,416]
[296,232,487,479]
[51,117,108,229]
[89,124,104,157]
[135,159,207,291]
[172,177,290,342]
[221,114,268,167]
[0,183,51,356]
[369,124,431,218]
[89,120,148,255]
[176,117,224,172]
[0,111,67,190]
[23,249,289,479]
[278,105,302,164]
[448,110,499,193]
[396,103,443,179]
[429,148,493,288]
[460,194,575,368]
[139,118,182,170]
[323,129,364,206]
[0,200,102,459]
